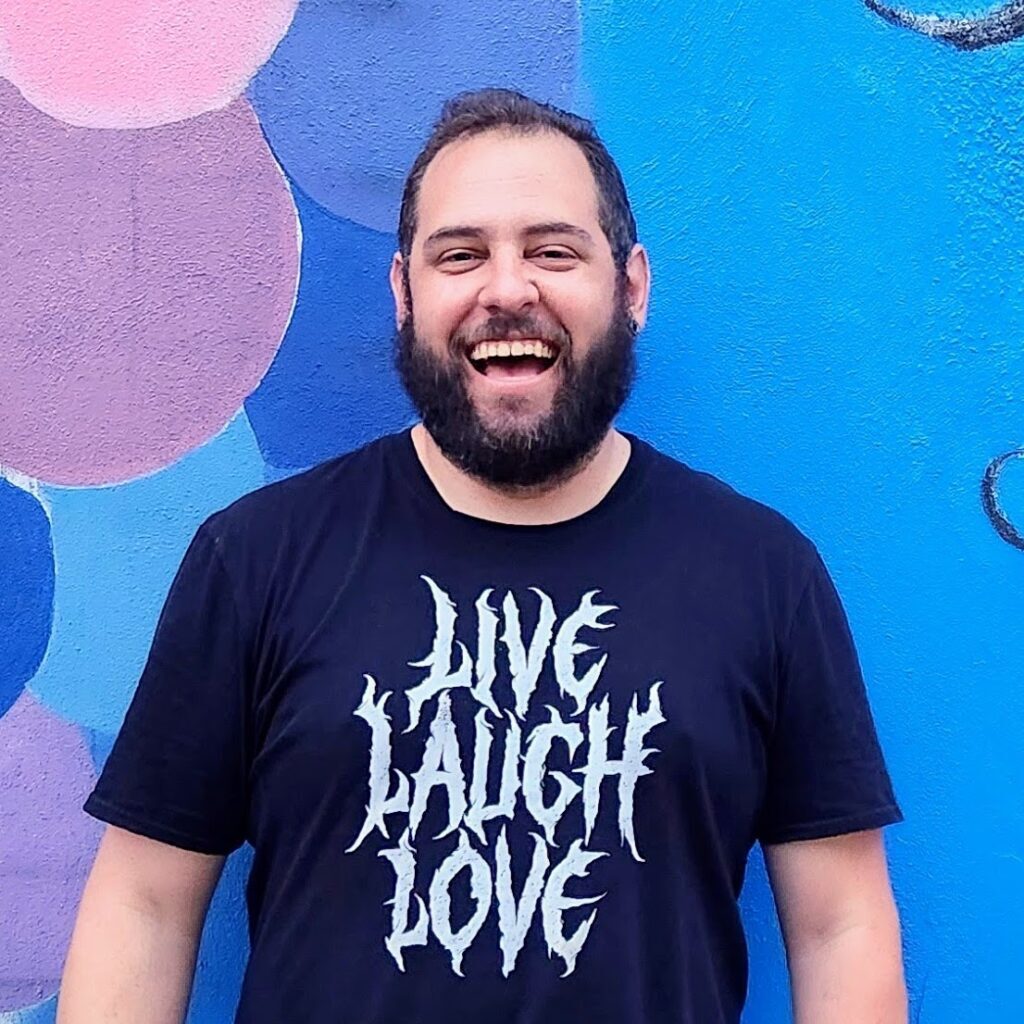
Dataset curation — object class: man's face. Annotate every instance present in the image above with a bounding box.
[391,129,648,489]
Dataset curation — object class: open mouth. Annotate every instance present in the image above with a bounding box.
[466,339,560,380]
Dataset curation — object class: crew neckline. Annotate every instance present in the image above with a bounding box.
[387,426,653,535]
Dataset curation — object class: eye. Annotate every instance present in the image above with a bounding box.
[531,247,578,267]
[439,250,483,265]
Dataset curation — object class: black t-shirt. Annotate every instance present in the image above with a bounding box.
[85,428,902,1023]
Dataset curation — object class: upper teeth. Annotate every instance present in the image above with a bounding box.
[468,340,556,362]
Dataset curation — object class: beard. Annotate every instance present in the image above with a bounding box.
[394,291,637,491]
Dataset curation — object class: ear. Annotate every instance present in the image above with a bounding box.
[623,243,651,330]
[389,251,409,328]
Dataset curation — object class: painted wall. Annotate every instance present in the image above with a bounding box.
[1,1,1021,1020]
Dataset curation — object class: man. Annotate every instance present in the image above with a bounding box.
[59,89,907,1023]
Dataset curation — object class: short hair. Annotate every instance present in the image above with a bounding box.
[397,88,638,270]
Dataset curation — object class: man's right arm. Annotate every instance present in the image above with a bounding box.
[57,825,225,1024]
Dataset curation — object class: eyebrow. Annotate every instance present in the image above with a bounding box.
[422,221,596,250]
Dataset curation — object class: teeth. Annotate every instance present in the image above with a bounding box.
[468,340,557,362]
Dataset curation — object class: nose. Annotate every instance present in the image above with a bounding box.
[475,251,540,314]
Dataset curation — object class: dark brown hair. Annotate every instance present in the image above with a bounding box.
[397,88,638,270]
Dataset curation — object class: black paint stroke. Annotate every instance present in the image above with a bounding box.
[981,449,1024,549]
[865,0,1024,50]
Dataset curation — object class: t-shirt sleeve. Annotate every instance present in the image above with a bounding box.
[83,519,251,855]
[757,548,903,845]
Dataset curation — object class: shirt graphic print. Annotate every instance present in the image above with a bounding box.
[345,574,666,979]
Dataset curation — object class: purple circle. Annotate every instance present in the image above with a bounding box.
[0,81,300,485]
[0,694,102,1010]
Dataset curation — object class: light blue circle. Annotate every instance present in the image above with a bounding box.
[29,411,265,733]
[0,995,55,1024]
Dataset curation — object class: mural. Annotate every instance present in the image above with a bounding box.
[865,1,1024,555]
[982,450,1024,549]
[865,0,1024,50]
[1,1,1021,1022]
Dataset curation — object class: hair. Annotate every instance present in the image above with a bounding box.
[397,88,638,271]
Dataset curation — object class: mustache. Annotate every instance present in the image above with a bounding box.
[452,313,571,352]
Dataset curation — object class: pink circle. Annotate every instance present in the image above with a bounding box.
[0,693,102,1010]
[0,0,297,129]
[0,81,300,485]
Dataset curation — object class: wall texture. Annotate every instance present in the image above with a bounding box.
[1,1,1021,1020]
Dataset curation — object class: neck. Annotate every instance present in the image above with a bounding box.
[410,423,632,526]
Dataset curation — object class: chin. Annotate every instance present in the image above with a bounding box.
[474,397,552,434]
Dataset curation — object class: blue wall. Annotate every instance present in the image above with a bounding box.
[1,2,1022,1021]
[584,4,1023,1019]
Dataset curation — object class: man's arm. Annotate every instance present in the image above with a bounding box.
[764,828,907,1024]
[57,825,225,1024]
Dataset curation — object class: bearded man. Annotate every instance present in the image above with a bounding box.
[59,89,907,1024]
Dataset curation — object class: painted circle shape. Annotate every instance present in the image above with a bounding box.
[0,694,101,1011]
[0,0,298,128]
[245,194,414,470]
[248,0,579,231]
[0,480,54,718]
[0,82,300,485]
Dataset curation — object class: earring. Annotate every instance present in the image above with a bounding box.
[627,313,640,335]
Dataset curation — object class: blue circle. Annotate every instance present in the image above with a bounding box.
[249,0,580,231]
[0,480,55,718]
[245,184,414,470]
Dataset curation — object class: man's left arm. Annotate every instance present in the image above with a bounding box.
[764,828,907,1024]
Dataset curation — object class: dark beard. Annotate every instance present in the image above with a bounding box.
[394,298,637,491]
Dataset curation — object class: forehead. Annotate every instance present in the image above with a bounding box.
[414,130,602,245]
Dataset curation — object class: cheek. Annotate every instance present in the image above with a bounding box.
[547,288,615,345]
[411,278,479,341]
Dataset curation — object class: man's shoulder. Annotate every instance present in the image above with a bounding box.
[197,429,400,552]
[636,435,820,570]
